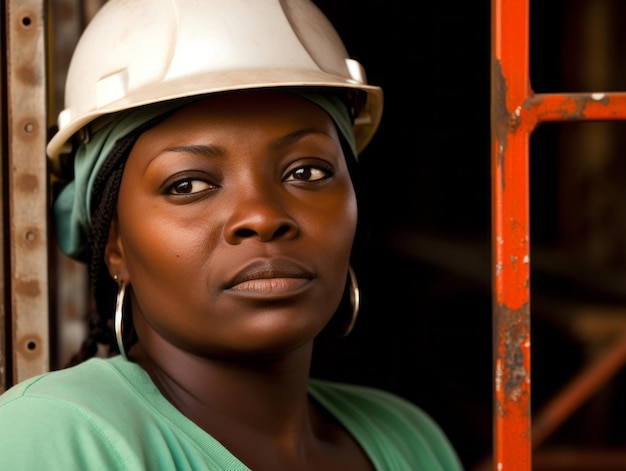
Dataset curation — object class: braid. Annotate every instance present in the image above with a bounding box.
[64,134,135,366]
[65,111,176,367]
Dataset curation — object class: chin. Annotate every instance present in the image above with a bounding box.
[207,326,323,361]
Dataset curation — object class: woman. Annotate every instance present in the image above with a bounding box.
[0,1,463,469]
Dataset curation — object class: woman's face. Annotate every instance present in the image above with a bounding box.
[106,91,357,359]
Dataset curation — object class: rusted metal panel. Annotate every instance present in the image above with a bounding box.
[6,0,49,383]
[0,0,6,393]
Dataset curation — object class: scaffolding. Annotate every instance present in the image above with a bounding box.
[492,0,626,469]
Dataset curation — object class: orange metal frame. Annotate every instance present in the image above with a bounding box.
[491,0,626,469]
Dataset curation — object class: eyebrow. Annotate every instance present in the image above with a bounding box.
[159,128,331,158]
[162,143,224,157]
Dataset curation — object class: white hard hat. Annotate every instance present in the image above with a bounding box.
[46,0,383,161]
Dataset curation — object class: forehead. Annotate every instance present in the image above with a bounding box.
[126,90,344,166]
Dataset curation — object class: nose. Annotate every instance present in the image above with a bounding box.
[223,184,299,244]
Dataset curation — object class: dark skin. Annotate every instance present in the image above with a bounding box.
[104,90,374,470]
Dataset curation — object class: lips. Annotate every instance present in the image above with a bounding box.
[224,259,314,295]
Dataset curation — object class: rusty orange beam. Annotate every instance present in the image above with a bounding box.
[492,0,626,469]
[492,0,532,469]
[529,92,626,123]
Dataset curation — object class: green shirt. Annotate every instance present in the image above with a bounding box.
[0,356,463,470]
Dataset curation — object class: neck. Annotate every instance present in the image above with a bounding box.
[128,336,317,440]
[125,334,372,471]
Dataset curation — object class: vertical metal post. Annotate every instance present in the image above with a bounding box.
[5,0,49,384]
[491,0,532,468]
[492,0,626,468]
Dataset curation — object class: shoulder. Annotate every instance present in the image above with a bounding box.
[309,379,465,471]
[0,357,149,470]
[1,357,120,403]
[0,356,161,430]
[0,357,247,471]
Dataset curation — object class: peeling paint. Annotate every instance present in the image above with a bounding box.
[495,359,503,392]
[532,92,611,121]
[493,60,509,189]
[564,95,603,120]
[495,302,530,404]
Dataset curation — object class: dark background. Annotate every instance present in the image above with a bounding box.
[310,1,494,468]
[311,1,626,470]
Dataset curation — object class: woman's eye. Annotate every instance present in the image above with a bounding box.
[285,165,332,182]
[167,178,213,195]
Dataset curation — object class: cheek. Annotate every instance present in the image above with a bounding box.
[116,193,210,289]
[116,175,216,279]
[122,218,205,279]
[336,198,358,250]
[334,186,358,242]
[307,190,358,262]
[118,213,216,345]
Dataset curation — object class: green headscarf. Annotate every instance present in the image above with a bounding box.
[53,90,357,262]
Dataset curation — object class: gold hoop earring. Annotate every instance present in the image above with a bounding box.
[114,278,128,360]
[340,265,360,337]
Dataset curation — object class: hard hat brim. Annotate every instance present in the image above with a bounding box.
[47,69,383,161]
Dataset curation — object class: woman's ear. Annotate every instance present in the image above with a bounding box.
[104,219,128,280]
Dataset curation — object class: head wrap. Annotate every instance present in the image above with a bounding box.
[53,90,357,261]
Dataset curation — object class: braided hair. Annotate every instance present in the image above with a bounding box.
[65,114,175,367]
